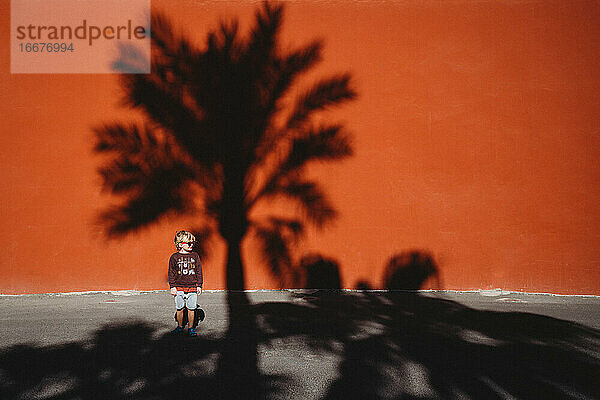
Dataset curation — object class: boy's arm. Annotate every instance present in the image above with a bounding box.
[168,256,178,295]
[196,255,203,293]
[168,255,176,288]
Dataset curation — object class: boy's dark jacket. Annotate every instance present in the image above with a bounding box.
[168,251,203,288]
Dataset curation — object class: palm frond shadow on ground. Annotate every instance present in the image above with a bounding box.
[254,291,600,400]
[2,293,598,400]
[0,319,288,400]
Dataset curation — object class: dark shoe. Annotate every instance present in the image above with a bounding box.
[188,327,198,337]
[171,326,184,334]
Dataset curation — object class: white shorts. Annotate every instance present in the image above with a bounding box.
[174,291,197,310]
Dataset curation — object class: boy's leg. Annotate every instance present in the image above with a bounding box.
[185,292,198,334]
[187,308,195,328]
[174,291,185,329]
[176,309,185,327]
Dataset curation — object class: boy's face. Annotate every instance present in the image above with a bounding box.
[179,241,194,252]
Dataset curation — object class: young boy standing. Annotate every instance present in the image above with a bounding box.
[169,230,203,336]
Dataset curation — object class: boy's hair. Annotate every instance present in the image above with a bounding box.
[174,230,195,249]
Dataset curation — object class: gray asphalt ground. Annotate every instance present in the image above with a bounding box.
[1,290,599,348]
[0,290,599,399]
[0,290,231,348]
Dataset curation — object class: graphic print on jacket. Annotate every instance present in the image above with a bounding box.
[177,256,196,275]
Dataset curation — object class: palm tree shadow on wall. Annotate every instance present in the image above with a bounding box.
[94,3,356,398]
[97,2,356,289]
[300,253,342,289]
[384,250,440,292]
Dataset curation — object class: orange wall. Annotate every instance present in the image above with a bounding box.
[1,0,599,294]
